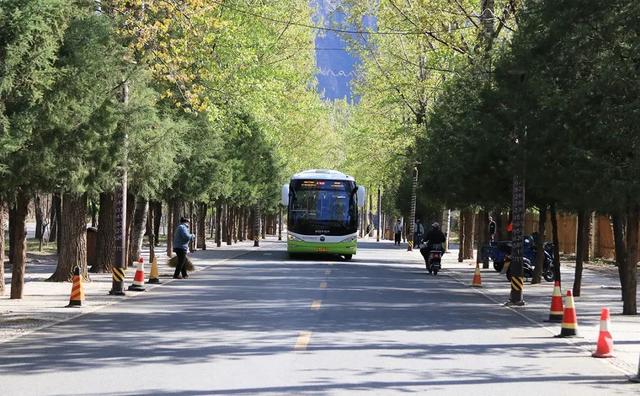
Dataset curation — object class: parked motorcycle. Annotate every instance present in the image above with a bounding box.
[484,236,555,282]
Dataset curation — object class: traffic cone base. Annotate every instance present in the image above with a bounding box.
[128,258,146,292]
[66,267,84,308]
[147,256,161,284]
[471,263,482,287]
[592,307,614,358]
[556,290,578,337]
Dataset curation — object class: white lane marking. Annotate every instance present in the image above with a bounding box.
[311,300,322,310]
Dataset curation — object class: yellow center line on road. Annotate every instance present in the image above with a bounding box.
[319,281,327,289]
[294,331,312,350]
[311,300,322,310]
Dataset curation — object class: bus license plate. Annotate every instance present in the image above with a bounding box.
[316,247,327,253]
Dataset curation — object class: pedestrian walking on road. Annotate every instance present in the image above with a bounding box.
[393,219,403,245]
[173,217,195,279]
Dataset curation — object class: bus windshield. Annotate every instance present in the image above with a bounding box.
[289,179,357,235]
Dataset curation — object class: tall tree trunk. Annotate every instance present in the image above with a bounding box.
[166,201,173,256]
[209,208,215,239]
[232,207,238,244]
[10,191,29,299]
[532,206,546,284]
[216,201,222,247]
[89,199,98,228]
[91,192,115,273]
[588,212,596,261]
[550,203,562,283]
[152,201,162,247]
[9,204,16,264]
[476,210,488,267]
[189,201,196,252]
[253,205,261,247]
[49,193,60,244]
[0,200,7,295]
[48,193,88,282]
[128,196,148,264]
[225,204,232,246]
[146,207,155,262]
[494,209,505,241]
[622,206,638,315]
[238,207,245,241]
[573,209,588,296]
[463,208,475,259]
[262,214,266,240]
[34,194,43,240]
[197,202,207,250]
[458,210,465,262]
[171,199,182,252]
[124,193,136,268]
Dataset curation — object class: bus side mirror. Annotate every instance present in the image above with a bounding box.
[357,186,365,208]
[281,184,289,207]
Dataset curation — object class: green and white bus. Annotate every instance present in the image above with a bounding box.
[281,169,365,260]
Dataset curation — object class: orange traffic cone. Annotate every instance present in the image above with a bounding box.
[471,262,482,287]
[128,257,146,292]
[592,307,614,358]
[66,266,84,307]
[556,290,578,337]
[147,256,160,284]
[545,280,564,322]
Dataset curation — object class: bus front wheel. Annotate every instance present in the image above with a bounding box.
[343,254,353,261]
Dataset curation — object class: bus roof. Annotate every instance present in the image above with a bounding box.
[291,169,355,182]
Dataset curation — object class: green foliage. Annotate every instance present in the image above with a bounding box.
[0,0,72,187]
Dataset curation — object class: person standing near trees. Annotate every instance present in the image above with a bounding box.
[173,217,195,279]
[393,219,403,246]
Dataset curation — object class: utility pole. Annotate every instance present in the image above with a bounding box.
[506,70,528,307]
[407,165,419,251]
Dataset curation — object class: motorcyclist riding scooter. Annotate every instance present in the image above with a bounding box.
[420,222,446,274]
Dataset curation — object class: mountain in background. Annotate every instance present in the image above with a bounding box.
[313,0,372,102]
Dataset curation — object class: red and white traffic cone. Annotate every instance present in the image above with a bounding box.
[545,280,564,322]
[556,290,578,337]
[592,307,614,358]
[128,257,146,292]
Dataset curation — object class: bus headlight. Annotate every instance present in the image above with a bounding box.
[340,235,357,243]
[288,234,303,242]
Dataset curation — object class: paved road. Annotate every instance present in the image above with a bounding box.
[0,240,636,395]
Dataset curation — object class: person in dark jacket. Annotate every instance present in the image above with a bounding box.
[420,222,446,265]
[173,217,195,279]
